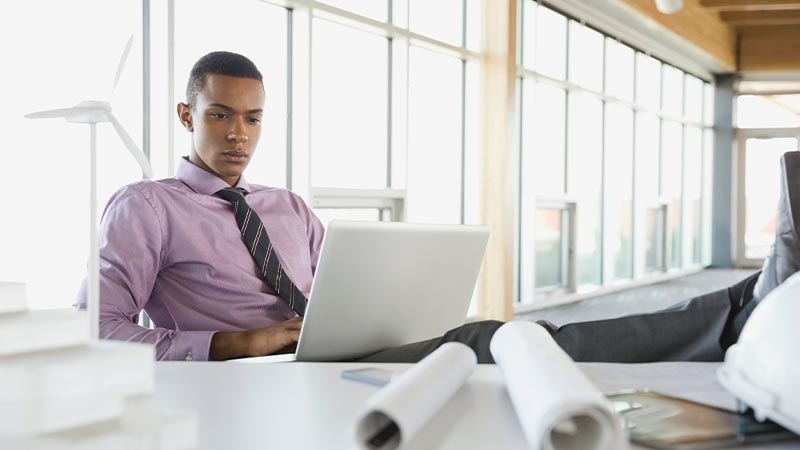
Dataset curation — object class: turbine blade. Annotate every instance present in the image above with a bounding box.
[24,108,83,119]
[107,113,154,179]
[112,34,134,94]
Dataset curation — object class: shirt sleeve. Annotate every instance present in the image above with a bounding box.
[74,184,214,361]
[293,193,325,275]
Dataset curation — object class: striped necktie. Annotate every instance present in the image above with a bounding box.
[216,187,307,316]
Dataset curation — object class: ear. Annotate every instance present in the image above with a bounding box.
[177,102,193,132]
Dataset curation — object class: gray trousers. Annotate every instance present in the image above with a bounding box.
[356,271,761,364]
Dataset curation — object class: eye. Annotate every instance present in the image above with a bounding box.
[209,112,228,119]
[248,117,262,124]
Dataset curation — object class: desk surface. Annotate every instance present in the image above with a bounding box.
[155,361,800,450]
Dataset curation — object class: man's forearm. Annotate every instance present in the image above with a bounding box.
[209,331,250,361]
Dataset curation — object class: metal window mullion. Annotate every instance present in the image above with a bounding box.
[143,0,151,170]
[287,8,295,190]
[387,36,393,188]
[166,0,175,176]
[140,0,153,330]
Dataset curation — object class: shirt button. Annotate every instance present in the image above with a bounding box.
[185,353,193,361]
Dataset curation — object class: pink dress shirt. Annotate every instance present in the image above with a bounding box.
[75,157,325,361]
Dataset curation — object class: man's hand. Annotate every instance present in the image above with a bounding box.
[210,317,303,361]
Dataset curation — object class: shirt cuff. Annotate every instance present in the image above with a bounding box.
[164,330,216,361]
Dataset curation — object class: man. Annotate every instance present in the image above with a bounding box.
[75,50,784,364]
[75,50,499,362]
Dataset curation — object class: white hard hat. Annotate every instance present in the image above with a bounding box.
[718,271,800,434]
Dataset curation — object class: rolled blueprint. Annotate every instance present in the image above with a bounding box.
[354,342,477,450]
[490,321,628,450]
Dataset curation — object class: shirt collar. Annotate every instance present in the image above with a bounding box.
[175,156,252,195]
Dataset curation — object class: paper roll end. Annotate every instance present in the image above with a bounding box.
[356,411,402,450]
[545,412,625,450]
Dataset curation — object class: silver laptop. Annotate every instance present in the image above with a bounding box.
[232,220,489,363]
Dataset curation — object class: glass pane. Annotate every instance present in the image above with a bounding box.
[409,0,463,46]
[524,81,567,196]
[174,0,288,187]
[567,93,603,286]
[636,53,661,110]
[737,95,800,129]
[407,46,463,224]
[644,208,664,272]
[535,208,564,290]
[635,113,661,201]
[536,6,567,80]
[311,19,388,188]
[605,38,634,101]
[312,208,382,228]
[465,0,481,51]
[605,104,634,281]
[316,0,387,21]
[522,0,537,69]
[744,138,798,259]
[703,83,715,127]
[661,120,683,268]
[684,126,703,264]
[568,21,603,92]
[3,0,141,309]
[662,65,684,117]
[684,75,703,123]
[463,60,481,224]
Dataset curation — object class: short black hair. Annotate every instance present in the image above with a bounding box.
[185,51,263,109]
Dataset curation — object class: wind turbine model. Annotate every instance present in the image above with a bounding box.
[25,35,153,340]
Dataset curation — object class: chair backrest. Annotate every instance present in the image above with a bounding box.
[753,150,800,301]
[782,151,800,240]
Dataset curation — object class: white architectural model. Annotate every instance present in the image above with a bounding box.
[0,282,197,449]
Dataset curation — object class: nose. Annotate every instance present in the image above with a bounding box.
[227,118,249,144]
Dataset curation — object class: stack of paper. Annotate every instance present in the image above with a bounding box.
[353,321,628,450]
[0,308,88,356]
[0,282,197,450]
[0,281,26,314]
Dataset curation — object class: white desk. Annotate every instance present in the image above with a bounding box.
[155,361,800,450]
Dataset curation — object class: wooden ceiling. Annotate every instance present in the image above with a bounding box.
[700,0,800,72]
[620,0,800,74]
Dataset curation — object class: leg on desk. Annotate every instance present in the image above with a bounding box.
[354,320,505,364]
[354,271,762,364]
[546,270,760,362]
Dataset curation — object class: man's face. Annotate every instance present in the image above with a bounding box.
[178,74,265,186]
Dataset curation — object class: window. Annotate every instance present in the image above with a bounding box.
[311,18,388,189]
[636,54,661,111]
[662,65,684,117]
[517,0,716,306]
[568,21,603,93]
[534,204,575,292]
[525,81,567,196]
[567,93,603,287]
[661,120,683,269]
[604,103,634,281]
[737,95,800,129]
[683,126,703,265]
[1,0,142,310]
[409,0,463,46]
[406,47,463,224]
[535,6,567,80]
[605,38,634,102]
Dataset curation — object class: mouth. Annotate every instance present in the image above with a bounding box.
[222,150,249,163]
